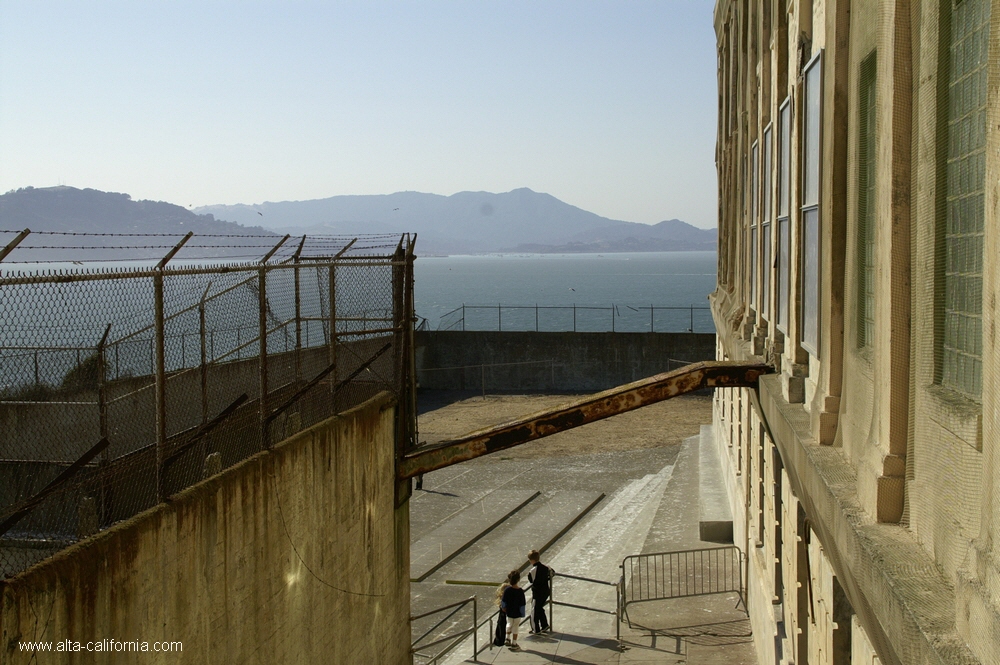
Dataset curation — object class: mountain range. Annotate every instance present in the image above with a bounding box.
[197,189,716,254]
[0,186,716,258]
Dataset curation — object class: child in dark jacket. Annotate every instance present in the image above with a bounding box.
[500,570,527,650]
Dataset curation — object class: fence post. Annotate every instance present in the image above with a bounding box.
[462,304,465,331]
[199,282,211,426]
[153,271,167,501]
[573,304,576,332]
[151,231,191,500]
[293,236,306,383]
[535,303,538,331]
[33,350,39,386]
[329,264,337,400]
[258,267,270,449]
[650,304,654,333]
[406,238,418,454]
[96,323,111,527]
[550,575,555,632]
[611,304,615,333]
[472,597,478,662]
[498,303,502,331]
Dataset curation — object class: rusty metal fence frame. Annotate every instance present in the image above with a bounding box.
[0,232,417,579]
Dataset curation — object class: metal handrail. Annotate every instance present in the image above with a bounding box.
[435,302,713,333]
[410,595,479,664]
[549,572,624,643]
[429,571,628,656]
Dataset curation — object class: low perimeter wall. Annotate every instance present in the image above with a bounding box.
[0,392,410,665]
[415,330,716,392]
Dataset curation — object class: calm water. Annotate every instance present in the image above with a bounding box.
[414,252,717,333]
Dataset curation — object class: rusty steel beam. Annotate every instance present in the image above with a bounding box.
[398,360,773,480]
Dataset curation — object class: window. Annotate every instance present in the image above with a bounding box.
[777,99,792,333]
[857,52,877,348]
[751,142,760,308]
[940,0,989,398]
[801,52,823,355]
[762,125,773,320]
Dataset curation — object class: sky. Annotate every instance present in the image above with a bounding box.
[0,1,720,228]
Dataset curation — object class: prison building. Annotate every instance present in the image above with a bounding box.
[711,0,998,663]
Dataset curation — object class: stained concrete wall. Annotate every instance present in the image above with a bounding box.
[0,392,410,665]
[415,331,716,392]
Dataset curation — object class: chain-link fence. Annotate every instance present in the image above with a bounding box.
[0,232,416,578]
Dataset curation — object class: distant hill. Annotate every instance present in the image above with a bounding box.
[1,186,269,235]
[0,186,717,259]
[197,189,716,255]
[0,186,274,261]
[514,219,716,253]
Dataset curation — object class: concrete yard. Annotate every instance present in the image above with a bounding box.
[410,390,757,665]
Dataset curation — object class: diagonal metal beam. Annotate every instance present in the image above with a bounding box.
[0,437,110,537]
[398,360,773,480]
[0,228,30,263]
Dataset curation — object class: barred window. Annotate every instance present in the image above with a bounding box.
[857,52,877,348]
[940,0,989,397]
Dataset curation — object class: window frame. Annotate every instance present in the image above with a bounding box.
[750,141,760,309]
[800,50,823,357]
[937,0,989,399]
[857,51,877,349]
[776,98,792,334]
[762,124,773,322]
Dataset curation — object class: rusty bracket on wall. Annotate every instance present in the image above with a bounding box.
[398,360,773,480]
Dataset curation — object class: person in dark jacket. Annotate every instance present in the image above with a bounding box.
[500,570,527,650]
[493,580,509,648]
[526,549,553,634]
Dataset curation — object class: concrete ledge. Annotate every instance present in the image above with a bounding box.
[698,520,734,544]
[757,374,980,665]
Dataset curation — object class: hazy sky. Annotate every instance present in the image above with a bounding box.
[0,1,719,228]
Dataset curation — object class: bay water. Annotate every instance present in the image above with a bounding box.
[414,251,718,333]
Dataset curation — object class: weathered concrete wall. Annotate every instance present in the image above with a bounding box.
[415,331,716,392]
[0,392,410,665]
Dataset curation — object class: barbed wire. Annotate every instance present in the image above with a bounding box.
[0,240,407,264]
[0,229,404,239]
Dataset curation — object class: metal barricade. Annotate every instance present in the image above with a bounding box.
[620,546,745,627]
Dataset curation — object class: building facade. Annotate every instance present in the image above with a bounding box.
[711,1,998,663]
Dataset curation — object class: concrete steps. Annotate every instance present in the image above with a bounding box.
[410,489,541,581]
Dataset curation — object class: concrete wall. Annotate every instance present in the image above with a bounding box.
[0,392,411,665]
[415,331,716,392]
